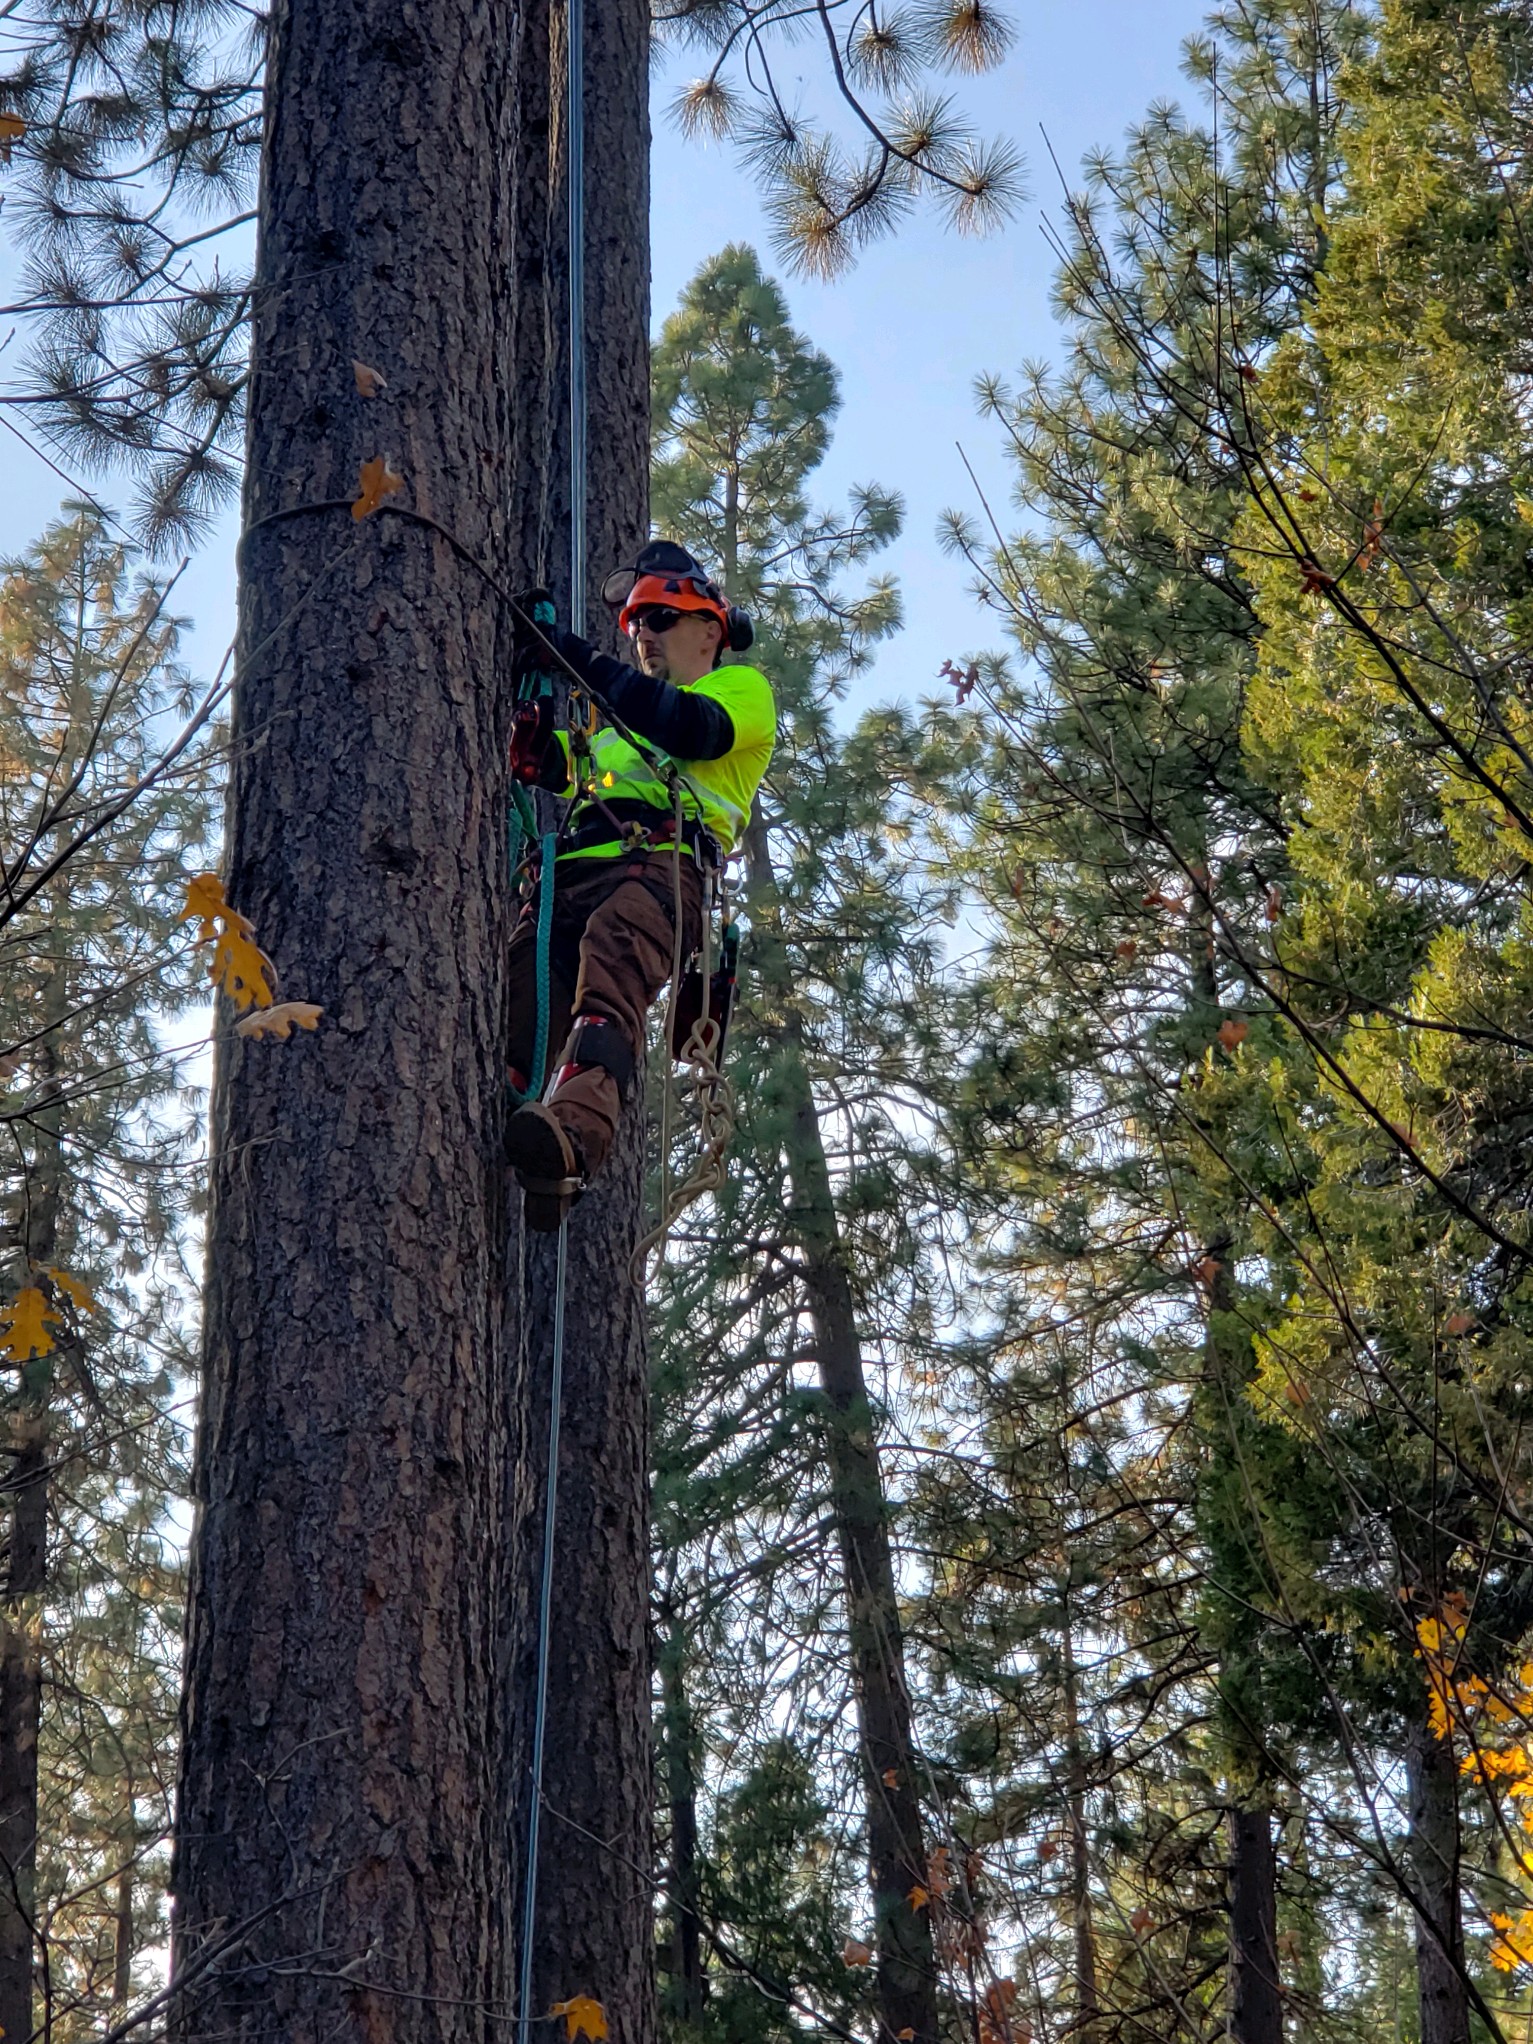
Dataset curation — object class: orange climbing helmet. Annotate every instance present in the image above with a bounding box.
[602,540,754,652]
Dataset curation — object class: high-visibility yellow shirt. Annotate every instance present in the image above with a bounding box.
[559,661,775,860]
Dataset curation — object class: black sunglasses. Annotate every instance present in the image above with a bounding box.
[629,604,695,635]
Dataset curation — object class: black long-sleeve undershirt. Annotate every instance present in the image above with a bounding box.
[556,633,735,761]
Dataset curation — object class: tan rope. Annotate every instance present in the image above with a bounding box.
[629,787,737,1287]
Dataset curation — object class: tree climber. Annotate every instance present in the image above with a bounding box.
[506,541,775,1230]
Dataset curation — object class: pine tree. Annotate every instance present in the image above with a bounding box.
[647,245,971,2044]
[0,505,211,2040]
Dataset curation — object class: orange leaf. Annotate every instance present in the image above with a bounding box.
[0,111,25,164]
[1445,1313,1477,1337]
[1359,497,1385,570]
[1129,1905,1154,1934]
[1193,1256,1223,1288]
[1038,1840,1058,1861]
[1264,884,1283,923]
[1216,1018,1249,1051]
[881,1768,899,1788]
[352,360,388,399]
[236,1001,324,1041]
[353,455,404,520]
[549,1998,607,2044]
[897,2031,915,2040]
[1114,939,1137,962]
[1,1288,59,1363]
[908,1885,930,1912]
[841,1939,872,1969]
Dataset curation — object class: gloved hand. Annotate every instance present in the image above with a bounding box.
[512,586,559,686]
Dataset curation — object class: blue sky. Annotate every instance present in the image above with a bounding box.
[3,0,1212,707]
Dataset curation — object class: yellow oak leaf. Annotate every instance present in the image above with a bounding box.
[352,359,387,398]
[181,874,277,1011]
[179,870,232,944]
[0,112,25,164]
[211,928,275,1011]
[236,1001,324,1041]
[1,1288,59,1363]
[46,1268,100,1316]
[549,1997,607,2044]
[907,1884,930,1912]
[840,1939,872,1969]
[353,454,403,520]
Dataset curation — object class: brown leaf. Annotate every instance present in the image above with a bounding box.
[352,359,388,398]
[1129,1905,1154,1934]
[1193,1256,1223,1288]
[881,1767,899,1788]
[236,1001,324,1041]
[1298,487,1320,503]
[0,112,25,165]
[1264,883,1283,924]
[1038,1839,1058,1861]
[353,455,404,520]
[908,1884,931,1912]
[1216,1017,1249,1052]
[1298,558,1335,596]
[1114,938,1138,962]
[841,1939,872,1969]
[1359,496,1385,570]
[1445,1312,1478,1337]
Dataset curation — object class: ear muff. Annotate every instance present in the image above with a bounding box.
[725,607,754,653]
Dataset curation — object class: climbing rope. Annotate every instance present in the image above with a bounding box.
[517,6,588,2031]
[516,1207,570,2044]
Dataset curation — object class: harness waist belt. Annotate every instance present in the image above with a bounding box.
[556,798,714,861]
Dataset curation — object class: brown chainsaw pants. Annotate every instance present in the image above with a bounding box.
[507,852,704,1180]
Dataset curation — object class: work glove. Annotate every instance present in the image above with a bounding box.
[511,586,559,686]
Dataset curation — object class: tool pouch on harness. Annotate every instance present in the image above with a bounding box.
[669,919,740,1066]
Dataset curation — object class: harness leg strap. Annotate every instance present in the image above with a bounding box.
[557,1014,637,1101]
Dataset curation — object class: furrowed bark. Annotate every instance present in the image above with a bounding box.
[171,0,520,2034]
[0,1008,63,2044]
[659,1618,707,2025]
[506,4,654,2037]
[1405,1711,1469,2044]
[516,1096,656,2044]
[1228,1802,1281,2044]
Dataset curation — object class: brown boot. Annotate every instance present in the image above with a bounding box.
[506,1101,586,1233]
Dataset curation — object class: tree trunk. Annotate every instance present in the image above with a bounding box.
[503,0,654,2035]
[514,1099,656,2044]
[0,1016,63,2044]
[0,1416,46,2044]
[1228,1801,1282,2044]
[171,0,521,2033]
[1059,1605,1099,2040]
[1405,1711,1469,2044]
[744,824,933,2044]
[658,1617,706,2024]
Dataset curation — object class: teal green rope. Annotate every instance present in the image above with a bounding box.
[508,787,557,1107]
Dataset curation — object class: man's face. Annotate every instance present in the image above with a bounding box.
[631,606,724,684]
